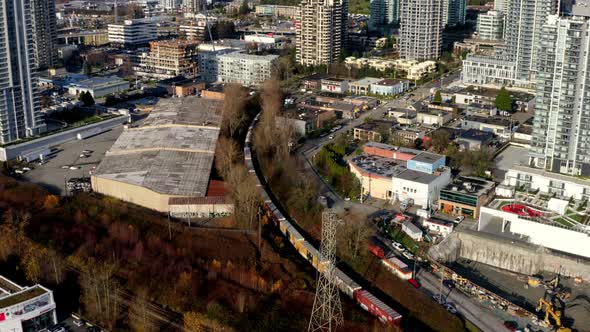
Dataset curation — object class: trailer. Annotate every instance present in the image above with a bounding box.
[77,127,108,140]
[382,257,412,280]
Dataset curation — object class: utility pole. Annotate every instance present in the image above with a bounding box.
[308,211,343,332]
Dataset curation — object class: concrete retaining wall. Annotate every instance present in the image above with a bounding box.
[430,229,590,280]
[0,116,129,161]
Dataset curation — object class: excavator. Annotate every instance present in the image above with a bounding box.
[536,299,571,332]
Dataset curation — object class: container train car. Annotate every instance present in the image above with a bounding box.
[243,115,402,326]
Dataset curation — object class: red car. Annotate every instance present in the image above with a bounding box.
[408,278,421,288]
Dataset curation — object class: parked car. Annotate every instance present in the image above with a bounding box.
[22,167,32,171]
[73,319,84,327]
[61,165,70,169]
[432,294,445,304]
[391,241,405,252]
[69,166,80,170]
[318,196,329,208]
[454,216,465,223]
[328,135,334,140]
[408,278,421,288]
[444,303,458,314]
[443,280,455,289]
[402,251,415,261]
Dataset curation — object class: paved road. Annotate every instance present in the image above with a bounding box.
[416,269,508,332]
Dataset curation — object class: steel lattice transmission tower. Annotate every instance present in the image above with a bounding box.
[308,211,343,332]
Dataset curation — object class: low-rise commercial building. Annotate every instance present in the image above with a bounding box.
[66,76,130,98]
[462,115,513,139]
[348,77,382,95]
[92,96,232,216]
[421,218,454,237]
[321,78,349,94]
[438,176,496,218]
[108,17,171,47]
[353,120,395,142]
[349,143,451,207]
[393,127,426,143]
[416,110,452,126]
[370,79,410,96]
[277,109,336,135]
[456,128,494,150]
[0,276,57,332]
[453,85,535,112]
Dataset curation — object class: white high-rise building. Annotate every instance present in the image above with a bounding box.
[296,0,347,66]
[504,0,557,82]
[0,0,45,144]
[530,14,590,176]
[494,0,510,12]
[369,0,399,31]
[159,0,181,10]
[462,0,556,87]
[183,0,203,13]
[140,0,163,17]
[399,0,443,60]
[476,10,504,40]
[443,0,466,27]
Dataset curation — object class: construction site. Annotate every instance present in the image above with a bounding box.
[430,227,590,331]
[451,258,590,331]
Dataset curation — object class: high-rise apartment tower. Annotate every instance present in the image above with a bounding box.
[399,0,443,60]
[30,0,58,69]
[296,0,348,66]
[530,14,590,176]
[0,0,45,144]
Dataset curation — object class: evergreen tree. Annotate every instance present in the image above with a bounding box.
[433,90,443,103]
[79,91,95,107]
[495,87,513,111]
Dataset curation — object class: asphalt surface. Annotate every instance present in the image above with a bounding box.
[19,125,123,195]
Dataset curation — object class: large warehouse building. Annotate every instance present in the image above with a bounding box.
[91,96,232,217]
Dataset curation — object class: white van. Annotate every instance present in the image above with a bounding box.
[417,209,431,219]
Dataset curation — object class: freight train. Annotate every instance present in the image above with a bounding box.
[243,114,402,326]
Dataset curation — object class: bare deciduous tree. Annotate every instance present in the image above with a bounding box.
[215,137,241,179]
[128,288,159,332]
[222,84,249,138]
[338,219,371,263]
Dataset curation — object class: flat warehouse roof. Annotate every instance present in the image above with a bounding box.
[93,96,223,197]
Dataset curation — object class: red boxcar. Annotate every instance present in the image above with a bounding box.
[354,290,402,325]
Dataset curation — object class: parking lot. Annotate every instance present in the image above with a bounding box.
[20,125,124,195]
[492,145,530,180]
